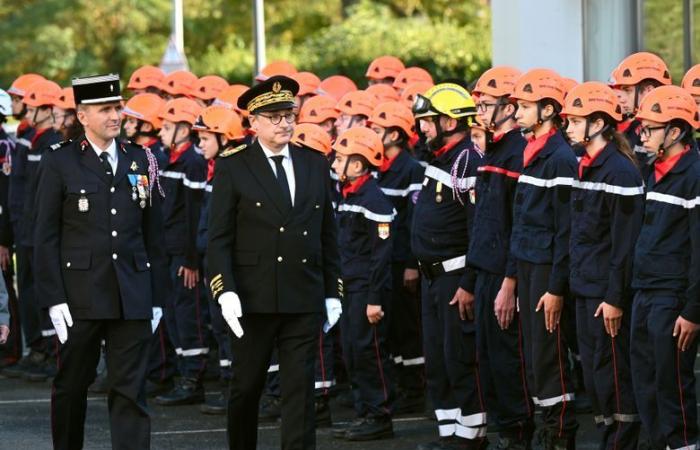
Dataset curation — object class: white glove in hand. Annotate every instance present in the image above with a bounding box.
[323,298,342,333]
[219,291,244,338]
[151,307,163,334]
[49,303,73,344]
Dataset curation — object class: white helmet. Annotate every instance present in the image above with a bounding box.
[0,89,11,117]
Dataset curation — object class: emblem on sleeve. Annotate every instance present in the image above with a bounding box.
[378,223,390,240]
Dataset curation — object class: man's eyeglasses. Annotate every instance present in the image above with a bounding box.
[257,112,296,125]
[640,125,666,139]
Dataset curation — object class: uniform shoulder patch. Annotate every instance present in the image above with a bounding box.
[219,144,247,158]
[50,140,71,151]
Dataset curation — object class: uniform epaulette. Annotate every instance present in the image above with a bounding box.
[219,144,247,158]
[50,140,71,151]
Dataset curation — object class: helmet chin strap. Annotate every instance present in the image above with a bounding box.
[521,103,555,136]
[489,102,516,131]
[582,119,608,144]
[656,124,686,157]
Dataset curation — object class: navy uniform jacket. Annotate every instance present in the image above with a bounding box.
[510,130,577,296]
[196,177,213,256]
[206,141,342,313]
[411,137,483,289]
[569,143,644,308]
[376,149,424,267]
[337,175,395,307]
[8,123,33,229]
[466,129,525,291]
[0,128,15,246]
[622,119,655,180]
[632,149,700,323]
[160,142,207,268]
[21,127,62,247]
[33,136,168,320]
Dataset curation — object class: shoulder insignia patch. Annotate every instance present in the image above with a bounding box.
[50,140,71,151]
[219,144,247,158]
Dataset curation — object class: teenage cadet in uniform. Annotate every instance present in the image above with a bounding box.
[122,93,169,169]
[330,126,396,441]
[509,69,578,450]
[368,101,427,414]
[153,97,209,406]
[298,95,340,140]
[193,105,246,415]
[631,85,700,450]
[52,87,82,141]
[563,82,644,450]
[411,83,486,450]
[207,75,342,450]
[393,67,433,97]
[335,90,379,137]
[366,83,401,104]
[191,75,229,109]
[34,73,167,450]
[161,70,198,101]
[466,66,535,450]
[366,56,405,87]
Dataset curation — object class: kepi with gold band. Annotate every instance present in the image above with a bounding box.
[236,75,299,114]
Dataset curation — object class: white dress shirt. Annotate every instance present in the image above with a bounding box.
[87,136,118,173]
[260,141,295,206]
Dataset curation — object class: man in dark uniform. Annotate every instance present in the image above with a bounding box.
[33,74,168,450]
[207,75,342,450]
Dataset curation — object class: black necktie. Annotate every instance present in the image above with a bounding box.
[99,151,113,182]
[270,155,292,208]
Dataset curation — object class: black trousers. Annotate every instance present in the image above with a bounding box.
[51,318,152,450]
[228,312,320,450]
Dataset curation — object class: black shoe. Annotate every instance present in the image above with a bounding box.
[154,378,204,406]
[315,395,332,428]
[200,392,227,415]
[88,371,109,394]
[2,351,45,378]
[493,436,530,450]
[394,392,425,415]
[23,357,56,382]
[258,396,281,422]
[345,416,394,441]
[335,389,354,408]
[145,378,173,398]
[421,436,487,450]
[332,417,365,439]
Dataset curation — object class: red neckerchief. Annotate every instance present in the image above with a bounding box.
[433,138,460,159]
[617,120,633,134]
[16,119,30,136]
[341,173,371,199]
[169,141,192,164]
[379,151,400,173]
[523,128,557,168]
[30,127,50,148]
[654,146,689,183]
[578,144,606,179]
[408,132,419,149]
[207,159,215,182]
[491,132,505,143]
[143,137,158,148]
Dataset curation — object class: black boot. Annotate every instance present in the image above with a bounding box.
[332,417,365,440]
[394,391,426,415]
[145,378,174,398]
[154,378,204,406]
[200,391,227,415]
[3,351,45,378]
[494,436,531,450]
[24,356,56,382]
[345,416,394,441]
[258,395,281,422]
[88,370,110,394]
[315,395,332,427]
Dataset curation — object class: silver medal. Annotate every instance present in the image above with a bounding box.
[78,196,89,212]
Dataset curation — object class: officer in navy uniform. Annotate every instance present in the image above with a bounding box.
[33,74,168,450]
[206,75,342,450]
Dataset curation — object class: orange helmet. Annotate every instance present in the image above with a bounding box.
[159,97,203,125]
[162,70,197,97]
[511,68,565,107]
[255,60,297,82]
[193,105,245,141]
[192,75,229,101]
[214,84,249,113]
[123,93,166,129]
[368,101,414,136]
[317,75,358,101]
[291,123,332,155]
[53,87,76,110]
[561,81,622,122]
[681,64,700,96]
[290,72,321,97]
[8,73,45,98]
[23,79,62,107]
[561,77,579,100]
[333,126,384,167]
[472,66,521,98]
[611,52,671,87]
[400,81,434,109]
[336,90,378,118]
[393,67,433,91]
[366,83,400,103]
[298,95,339,124]
[127,65,165,91]
[636,85,700,129]
[366,55,405,81]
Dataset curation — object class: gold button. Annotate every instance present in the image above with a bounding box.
[277,256,283,262]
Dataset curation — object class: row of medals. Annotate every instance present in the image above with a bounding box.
[78,175,148,212]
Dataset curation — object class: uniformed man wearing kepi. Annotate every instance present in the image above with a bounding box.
[33,74,168,450]
[207,75,342,450]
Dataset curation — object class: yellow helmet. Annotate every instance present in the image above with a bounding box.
[412,83,477,122]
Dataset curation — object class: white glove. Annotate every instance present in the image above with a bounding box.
[219,291,244,338]
[151,307,163,334]
[49,303,73,344]
[323,298,342,333]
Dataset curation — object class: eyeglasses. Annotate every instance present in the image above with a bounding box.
[476,102,499,113]
[640,125,666,139]
[257,112,296,125]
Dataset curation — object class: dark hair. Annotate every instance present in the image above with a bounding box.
[0,114,5,124]
[348,153,371,172]
[589,112,635,162]
[386,126,409,146]
[62,111,84,141]
[540,99,563,128]
[667,119,695,146]
[638,79,662,91]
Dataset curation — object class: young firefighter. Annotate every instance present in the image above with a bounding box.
[330,126,396,441]
[127,65,165,96]
[153,97,210,406]
[52,88,82,141]
[563,82,644,450]
[335,90,378,137]
[466,66,535,450]
[509,68,579,450]
[410,83,486,450]
[367,101,427,414]
[366,55,405,87]
[631,85,700,450]
[193,105,246,415]
[122,93,169,169]
[191,75,229,108]
[298,95,340,140]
